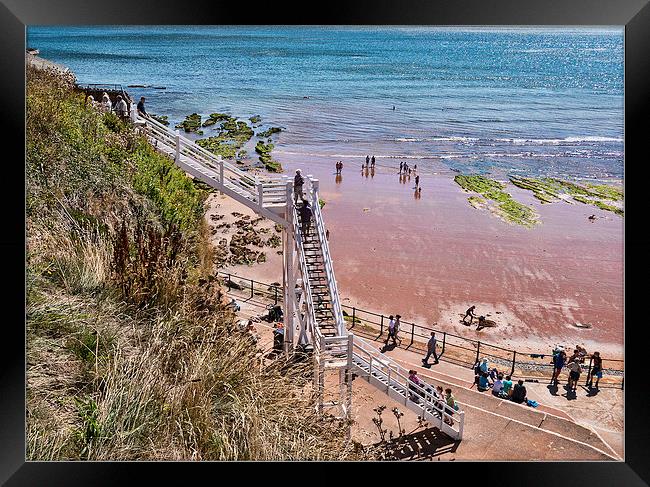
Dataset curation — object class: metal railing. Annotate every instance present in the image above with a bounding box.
[217,271,624,389]
[352,335,464,440]
[304,177,347,337]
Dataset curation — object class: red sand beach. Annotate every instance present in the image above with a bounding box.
[273,154,624,358]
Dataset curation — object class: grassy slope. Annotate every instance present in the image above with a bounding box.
[26,66,367,461]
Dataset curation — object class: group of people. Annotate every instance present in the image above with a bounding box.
[462,305,490,330]
[474,358,529,404]
[407,369,459,425]
[335,161,344,174]
[364,155,376,169]
[85,91,148,122]
[551,345,603,391]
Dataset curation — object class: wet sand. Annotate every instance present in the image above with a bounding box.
[276,154,623,358]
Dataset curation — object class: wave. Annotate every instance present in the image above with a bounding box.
[495,136,622,145]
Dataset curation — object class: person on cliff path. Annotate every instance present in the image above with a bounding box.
[385,315,397,346]
[462,305,476,324]
[114,94,129,121]
[101,92,112,113]
[422,331,440,365]
[136,96,147,116]
[394,314,402,346]
[293,169,305,203]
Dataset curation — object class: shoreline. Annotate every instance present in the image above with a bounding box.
[205,151,623,360]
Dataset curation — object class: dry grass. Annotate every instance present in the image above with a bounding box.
[26,65,372,461]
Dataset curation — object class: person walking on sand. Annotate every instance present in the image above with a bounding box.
[299,197,312,236]
[587,351,603,389]
[415,174,420,187]
[371,155,375,167]
[385,315,397,346]
[366,155,370,167]
[399,161,404,174]
[422,331,440,365]
[293,169,305,203]
[462,305,476,324]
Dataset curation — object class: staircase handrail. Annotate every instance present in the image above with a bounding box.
[305,180,346,337]
[352,335,464,435]
[292,201,318,343]
[140,114,284,204]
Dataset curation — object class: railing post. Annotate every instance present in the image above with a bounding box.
[257,182,264,207]
[458,411,465,440]
[352,307,356,328]
[585,356,593,386]
[407,323,414,349]
[250,279,254,299]
[218,156,224,187]
[511,351,517,376]
[175,130,181,164]
[380,315,384,336]
[274,286,278,305]
[475,341,481,366]
[227,273,231,291]
[442,331,446,355]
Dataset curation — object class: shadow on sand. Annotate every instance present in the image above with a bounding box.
[375,428,460,460]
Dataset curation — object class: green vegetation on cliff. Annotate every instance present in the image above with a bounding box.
[26,66,364,461]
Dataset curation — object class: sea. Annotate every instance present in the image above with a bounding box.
[27,25,624,180]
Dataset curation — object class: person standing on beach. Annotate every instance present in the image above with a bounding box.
[137,96,147,116]
[366,155,370,167]
[399,161,403,174]
[462,305,476,324]
[293,169,305,203]
[415,174,420,187]
[371,155,375,167]
[422,331,440,365]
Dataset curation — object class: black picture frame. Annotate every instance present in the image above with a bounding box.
[3,0,648,484]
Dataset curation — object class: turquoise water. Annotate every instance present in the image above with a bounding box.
[27,25,624,179]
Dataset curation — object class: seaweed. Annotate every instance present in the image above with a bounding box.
[510,176,623,217]
[455,174,539,228]
[249,115,262,124]
[175,113,202,133]
[257,127,282,138]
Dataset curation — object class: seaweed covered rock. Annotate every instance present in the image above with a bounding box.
[175,113,203,133]
[257,126,282,138]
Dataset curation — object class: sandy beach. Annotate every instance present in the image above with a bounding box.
[209,153,623,360]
